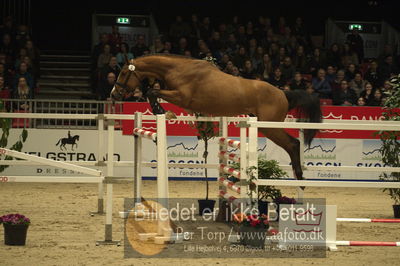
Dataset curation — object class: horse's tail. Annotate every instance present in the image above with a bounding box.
[55,139,61,146]
[284,90,322,146]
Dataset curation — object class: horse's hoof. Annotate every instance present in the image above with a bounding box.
[165,111,177,120]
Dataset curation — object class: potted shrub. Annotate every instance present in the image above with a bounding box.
[0,213,31,245]
[246,159,287,215]
[233,212,269,248]
[377,74,400,218]
[190,114,219,215]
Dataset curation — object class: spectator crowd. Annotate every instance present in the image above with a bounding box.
[0,16,40,110]
[92,14,400,106]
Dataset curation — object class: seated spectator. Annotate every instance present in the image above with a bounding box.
[98,56,120,91]
[131,34,149,58]
[290,72,307,90]
[282,84,291,92]
[149,36,165,54]
[12,76,33,110]
[14,48,28,69]
[232,46,249,71]
[332,80,357,106]
[218,54,231,70]
[312,68,331,98]
[341,42,359,67]
[13,62,34,91]
[92,33,110,67]
[15,24,31,49]
[280,56,296,81]
[257,53,273,81]
[241,60,256,79]
[325,65,337,83]
[123,87,147,102]
[305,81,318,97]
[223,60,235,75]
[232,66,241,77]
[0,63,11,87]
[326,43,342,69]
[97,44,113,69]
[0,76,10,98]
[345,63,358,81]
[116,42,134,67]
[359,82,375,106]
[368,88,384,106]
[274,47,287,67]
[330,69,346,93]
[364,60,381,87]
[349,72,367,97]
[356,97,366,106]
[268,67,286,89]
[251,46,264,71]
[97,72,116,100]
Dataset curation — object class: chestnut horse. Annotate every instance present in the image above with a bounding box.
[111,54,322,180]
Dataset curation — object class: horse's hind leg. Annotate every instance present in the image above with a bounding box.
[259,128,303,180]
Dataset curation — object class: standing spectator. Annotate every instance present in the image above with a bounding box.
[189,14,201,45]
[307,48,326,76]
[131,34,149,58]
[292,17,308,47]
[13,62,34,91]
[349,72,367,97]
[169,15,191,43]
[199,17,213,41]
[280,56,296,81]
[92,34,109,66]
[364,60,381,87]
[326,43,342,69]
[346,28,364,63]
[268,67,286,89]
[108,25,122,53]
[116,43,134,67]
[312,68,331,98]
[379,55,399,82]
[25,40,40,76]
[293,45,307,73]
[97,44,113,69]
[359,82,375,105]
[341,42,359,67]
[0,33,15,64]
[290,72,307,91]
[332,80,357,106]
[257,53,273,81]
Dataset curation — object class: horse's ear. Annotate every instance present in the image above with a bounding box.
[125,56,130,64]
[129,59,134,65]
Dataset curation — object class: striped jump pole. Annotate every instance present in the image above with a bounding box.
[219,177,241,194]
[133,128,157,141]
[337,218,400,223]
[336,241,400,247]
[218,151,240,163]
[219,163,240,179]
[219,137,241,149]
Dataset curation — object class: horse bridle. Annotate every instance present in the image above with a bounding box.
[114,64,140,92]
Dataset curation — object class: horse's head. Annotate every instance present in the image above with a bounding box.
[110,59,141,101]
[74,135,80,141]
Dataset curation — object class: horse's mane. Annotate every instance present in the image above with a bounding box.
[137,53,199,61]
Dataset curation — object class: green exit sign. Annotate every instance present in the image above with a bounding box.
[349,24,362,31]
[116,17,130,24]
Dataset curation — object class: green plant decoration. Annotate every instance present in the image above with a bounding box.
[377,74,400,204]
[0,101,28,172]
